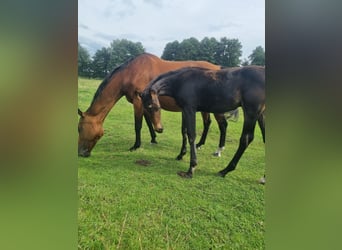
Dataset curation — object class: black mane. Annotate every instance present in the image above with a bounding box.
[148,67,210,95]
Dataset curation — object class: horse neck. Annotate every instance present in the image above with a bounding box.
[85,75,124,123]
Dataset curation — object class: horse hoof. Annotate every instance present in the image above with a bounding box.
[129,146,139,151]
[217,171,226,177]
[177,171,192,178]
[150,140,158,144]
[259,177,266,185]
[176,155,183,160]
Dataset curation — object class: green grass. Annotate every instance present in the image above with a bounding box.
[78,77,265,249]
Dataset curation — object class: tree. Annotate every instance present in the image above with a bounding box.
[161,36,242,66]
[108,39,145,69]
[78,43,92,77]
[91,47,111,79]
[241,58,250,66]
[198,37,219,64]
[214,38,242,67]
[249,46,265,66]
[161,40,180,60]
[162,38,201,61]
[178,37,201,60]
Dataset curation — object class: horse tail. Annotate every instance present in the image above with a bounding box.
[225,109,239,122]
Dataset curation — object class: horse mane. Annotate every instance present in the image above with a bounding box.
[147,67,205,95]
[89,53,159,106]
[152,66,209,84]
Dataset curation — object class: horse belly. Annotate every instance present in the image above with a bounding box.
[199,94,239,113]
[159,96,182,112]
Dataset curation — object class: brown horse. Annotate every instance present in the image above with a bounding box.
[141,66,265,178]
[78,53,232,157]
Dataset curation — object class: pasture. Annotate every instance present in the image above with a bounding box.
[78,77,265,249]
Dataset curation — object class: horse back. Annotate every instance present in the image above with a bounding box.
[158,66,265,113]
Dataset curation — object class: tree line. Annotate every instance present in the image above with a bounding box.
[78,38,265,79]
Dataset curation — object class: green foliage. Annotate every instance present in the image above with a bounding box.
[161,40,180,60]
[108,39,145,70]
[198,37,219,64]
[178,37,201,60]
[78,39,145,79]
[162,37,242,66]
[91,47,111,79]
[241,58,250,66]
[78,42,92,78]
[78,78,265,249]
[249,46,265,66]
[214,38,242,67]
[78,38,262,79]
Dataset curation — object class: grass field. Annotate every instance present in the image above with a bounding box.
[78,77,265,249]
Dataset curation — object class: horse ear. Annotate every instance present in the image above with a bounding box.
[78,108,84,117]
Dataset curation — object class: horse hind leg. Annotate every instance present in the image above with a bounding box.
[213,113,227,157]
[196,112,211,149]
[258,111,265,143]
[257,111,265,183]
[218,115,257,177]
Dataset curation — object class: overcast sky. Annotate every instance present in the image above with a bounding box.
[78,0,264,60]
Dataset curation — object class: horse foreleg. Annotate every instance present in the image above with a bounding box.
[176,113,187,160]
[130,97,144,151]
[218,116,257,177]
[212,113,227,157]
[178,110,197,178]
[144,112,157,144]
[196,112,211,149]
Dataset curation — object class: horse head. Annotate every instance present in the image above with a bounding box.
[141,90,163,133]
[78,108,104,157]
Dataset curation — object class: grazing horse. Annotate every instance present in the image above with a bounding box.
[141,66,265,178]
[78,53,233,157]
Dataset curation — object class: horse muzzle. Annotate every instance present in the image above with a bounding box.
[78,148,91,157]
[155,127,163,133]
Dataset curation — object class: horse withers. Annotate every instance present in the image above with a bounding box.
[141,66,265,178]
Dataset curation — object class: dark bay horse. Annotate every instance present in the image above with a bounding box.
[141,66,265,178]
[78,53,232,157]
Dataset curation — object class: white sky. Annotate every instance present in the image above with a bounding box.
[78,0,265,60]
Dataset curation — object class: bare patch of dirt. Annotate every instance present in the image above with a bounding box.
[135,159,151,166]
